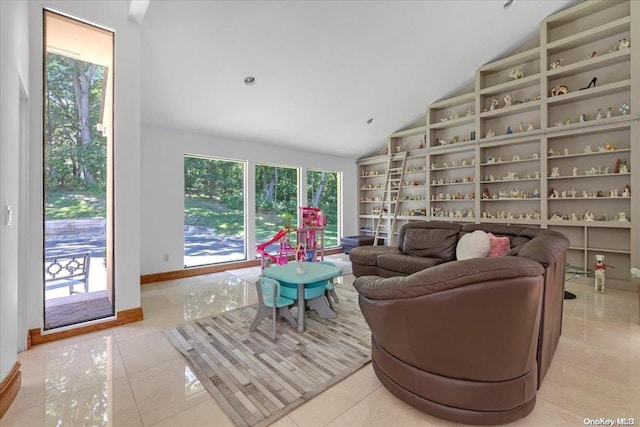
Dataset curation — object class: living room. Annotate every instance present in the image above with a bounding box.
[1,0,639,425]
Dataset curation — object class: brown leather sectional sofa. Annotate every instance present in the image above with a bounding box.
[351,221,569,425]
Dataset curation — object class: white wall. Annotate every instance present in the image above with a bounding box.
[26,0,142,335]
[0,0,29,382]
[140,125,358,275]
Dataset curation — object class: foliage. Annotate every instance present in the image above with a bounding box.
[45,53,107,192]
[307,169,339,246]
[255,164,298,219]
[184,156,244,209]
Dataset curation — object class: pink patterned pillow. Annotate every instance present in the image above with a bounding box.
[487,233,510,257]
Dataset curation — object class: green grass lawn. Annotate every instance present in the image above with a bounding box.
[46,192,338,246]
[45,191,106,219]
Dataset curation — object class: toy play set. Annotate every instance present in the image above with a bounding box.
[256,207,326,269]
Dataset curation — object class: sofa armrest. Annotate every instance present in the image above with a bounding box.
[354,256,544,300]
[517,235,569,267]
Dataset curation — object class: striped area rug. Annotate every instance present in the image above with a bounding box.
[163,285,371,427]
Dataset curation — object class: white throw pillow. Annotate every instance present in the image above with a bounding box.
[456,230,491,260]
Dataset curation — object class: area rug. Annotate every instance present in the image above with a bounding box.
[226,257,352,285]
[163,285,371,427]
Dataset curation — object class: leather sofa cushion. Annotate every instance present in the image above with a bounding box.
[402,227,459,260]
[377,253,448,275]
[349,246,400,266]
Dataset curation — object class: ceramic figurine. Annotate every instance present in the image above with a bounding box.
[584,210,595,221]
[619,38,630,49]
[490,99,499,110]
[572,167,578,176]
[550,167,561,178]
[549,58,563,69]
[595,109,602,120]
[623,185,631,197]
[517,122,525,133]
[504,95,512,107]
[506,125,513,134]
[620,103,629,115]
[579,113,586,122]
[606,107,613,119]
[564,148,569,155]
[594,254,611,293]
[486,128,495,138]
[527,122,534,131]
[509,65,524,80]
[551,85,569,96]
[584,145,592,153]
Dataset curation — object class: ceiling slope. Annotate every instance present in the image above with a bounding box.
[140,0,575,158]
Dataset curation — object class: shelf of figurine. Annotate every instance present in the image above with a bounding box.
[479,95,541,118]
[397,209,427,218]
[403,165,427,175]
[546,13,631,52]
[430,176,475,186]
[547,161,629,180]
[547,45,631,79]
[360,182,386,190]
[479,65,540,97]
[360,169,387,178]
[548,210,631,225]
[391,135,427,153]
[481,187,540,201]
[547,144,630,158]
[550,103,632,128]
[481,170,541,183]
[480,153,540,166]
[430,109,475,130]
[432,133,476,149]
[431,207,475,221]
[401,180,426,188]
[481,210,541,222]
[398,194,427,202]
[429,157,475,170]
[547,185,631,200]
[359,195,385,203]
[547,78,631,107]
[430,191,475,202]
[480,124,540,142]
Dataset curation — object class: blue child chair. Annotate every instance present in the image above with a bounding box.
[250,276,297,340]
[319,261,340,309]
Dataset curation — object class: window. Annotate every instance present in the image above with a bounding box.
[184,155,246,267]
[307,169,340,247]
[43,11,114,329]
[254,164,299,254]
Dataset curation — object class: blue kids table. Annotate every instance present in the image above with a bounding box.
[263,261,341,332]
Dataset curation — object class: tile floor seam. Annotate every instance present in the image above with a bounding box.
[124,374,146,427]
[319,383,383,427]
[535,395,587,421]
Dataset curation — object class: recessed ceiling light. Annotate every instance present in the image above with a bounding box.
[366,118,375,124]
[244,76,255,86]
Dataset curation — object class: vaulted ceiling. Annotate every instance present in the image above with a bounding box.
[139,0,576,158]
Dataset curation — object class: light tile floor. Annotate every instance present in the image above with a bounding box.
[3,259,640,426]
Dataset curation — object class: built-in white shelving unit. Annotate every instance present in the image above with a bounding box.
[357,0,638,284]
